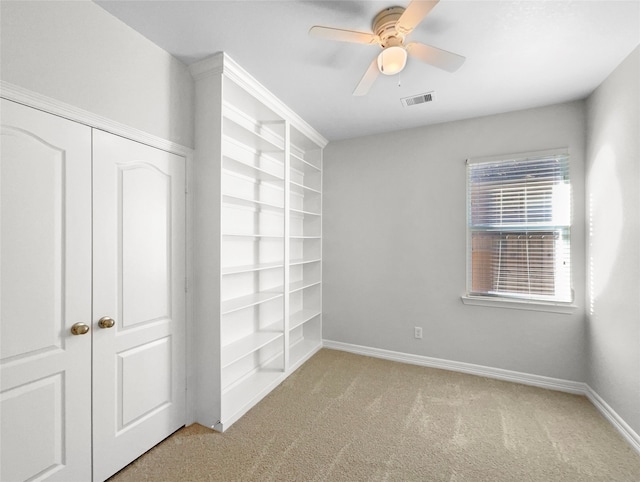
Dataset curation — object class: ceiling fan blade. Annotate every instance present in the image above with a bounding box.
[396,0,440,35]
[353,57,380,96]
[309,26,377,45]
[406,42,465,72]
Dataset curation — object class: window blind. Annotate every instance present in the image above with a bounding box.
[467,151,571,302]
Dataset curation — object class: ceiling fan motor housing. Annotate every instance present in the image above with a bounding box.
[372,6,406,48]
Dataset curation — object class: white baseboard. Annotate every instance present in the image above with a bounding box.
[585,385,640,453]
[322,339,586,393]
[322,339,640,455]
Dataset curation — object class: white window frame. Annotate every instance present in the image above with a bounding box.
[461,149,577,314]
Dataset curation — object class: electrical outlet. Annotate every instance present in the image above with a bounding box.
[414,327,423,339]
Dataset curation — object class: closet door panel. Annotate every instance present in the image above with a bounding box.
[121,165,170,326]
[0,99,92,481]
[92,130,186,481]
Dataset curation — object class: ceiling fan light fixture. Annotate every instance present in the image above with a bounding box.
[377,46,407,75]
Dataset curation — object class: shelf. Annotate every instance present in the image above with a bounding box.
[290,233,321,240]
[222,233,283,239]
[289,279,321,293]
[222,194,284,213]
[290,151,321,173]
[289,309,321,331]
[289,207,321,217]
[221,324,284,368]
[223,103,284,153]
[290,180,321,196]
[222,261,284,275]
[289,258,321,267]
[223,147,284,184]
[221,290,283,315]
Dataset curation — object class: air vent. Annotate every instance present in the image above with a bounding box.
[401,92,435,107]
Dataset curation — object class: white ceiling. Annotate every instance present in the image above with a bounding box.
[95,0,640,141]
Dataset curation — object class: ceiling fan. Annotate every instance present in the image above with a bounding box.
[309,0,465,96]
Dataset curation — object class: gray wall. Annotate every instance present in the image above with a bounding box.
[586,46,640,434]
[1,0,194,148]
[323,101,587,382]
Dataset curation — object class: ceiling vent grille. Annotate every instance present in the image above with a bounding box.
[401,92,435,107]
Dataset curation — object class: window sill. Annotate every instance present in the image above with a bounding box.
[461,295,578,314]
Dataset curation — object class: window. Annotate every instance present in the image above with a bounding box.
[466,149,572,305]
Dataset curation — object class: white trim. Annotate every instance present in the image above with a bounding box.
[461,295,578,314]
[289,342,323,374]
[184,147,196,426]
[188,53,224,81]
[189,53,328,149]
[0,81,193,157]
[322,340,585,393]
[219,373,287,432]
[585,385,640,454]
[321,339,640,455]
[466,147,569,165]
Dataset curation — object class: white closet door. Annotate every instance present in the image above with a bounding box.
[0,99,92,481]
[91,130,186,481]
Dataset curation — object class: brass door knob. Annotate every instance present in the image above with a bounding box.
[98,316,115,329]
[71,322,90,335]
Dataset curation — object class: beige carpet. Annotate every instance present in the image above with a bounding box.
[109,349,640,481]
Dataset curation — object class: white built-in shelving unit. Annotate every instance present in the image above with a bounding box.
[288,126,323,370]
[190,53,327,431]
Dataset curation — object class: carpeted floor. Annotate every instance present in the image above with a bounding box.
[109,348,640,481]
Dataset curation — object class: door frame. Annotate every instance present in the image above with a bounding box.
[1,81,197,424]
